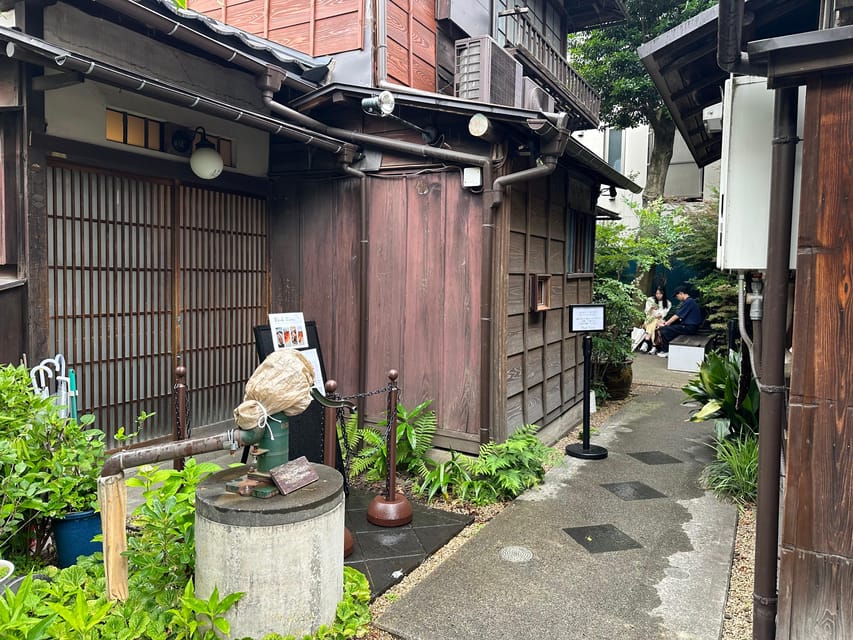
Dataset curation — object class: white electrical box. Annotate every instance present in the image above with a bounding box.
[463,166,482,188]
[716,76,804,270]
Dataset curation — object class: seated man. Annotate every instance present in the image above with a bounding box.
[656,285,703,358]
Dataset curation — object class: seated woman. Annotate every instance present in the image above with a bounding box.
[638,286,671,355]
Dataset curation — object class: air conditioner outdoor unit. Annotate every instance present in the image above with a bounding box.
[455,36,522,107]
[521,76,555,112]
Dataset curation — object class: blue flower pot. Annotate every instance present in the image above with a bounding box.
[53,510,102,568]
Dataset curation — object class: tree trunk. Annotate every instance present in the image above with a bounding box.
[644,109,676,204]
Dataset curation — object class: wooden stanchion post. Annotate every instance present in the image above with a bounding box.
[98,474,128,601]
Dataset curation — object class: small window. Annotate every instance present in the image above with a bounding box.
[566,209,595,275]
[606,128,623,173]
[105,108,163,151]
[530,274,552,312]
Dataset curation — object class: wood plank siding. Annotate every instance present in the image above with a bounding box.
[188,0,437,91]
[188,0,364,56]
[779,73,853,639]
[273,171,481,451]
[499,161,592,440]
[386,0,437,91]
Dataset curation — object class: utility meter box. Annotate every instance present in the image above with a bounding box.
[716,76,804,270]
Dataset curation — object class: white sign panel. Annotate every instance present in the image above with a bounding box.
[569,305,606,333]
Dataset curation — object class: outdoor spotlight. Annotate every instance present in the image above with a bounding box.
[361,91,395,116]
[189,127,223,180]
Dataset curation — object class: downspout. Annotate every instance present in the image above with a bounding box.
[483,154,561,443]
[717,0,767,76]
[717,5,791,639]
[752,86,798,640]
[375,0,388,85]
[342,164,370,427]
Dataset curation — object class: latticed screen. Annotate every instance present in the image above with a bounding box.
[46,165,268,448]
[177,186,268,431]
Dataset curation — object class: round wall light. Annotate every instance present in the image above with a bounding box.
[189,127,223,180]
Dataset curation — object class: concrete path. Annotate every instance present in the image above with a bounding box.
[376,355,737,640]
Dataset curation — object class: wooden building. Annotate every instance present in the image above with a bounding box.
[640,0,853,637]
[0,0,638,452]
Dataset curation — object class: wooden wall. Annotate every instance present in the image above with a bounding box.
[778,73,853,639]
[188,0,364,56]
[272,171,482,452]
[497,161,592,440]
[385,0,437,91]
[0,285,24,365]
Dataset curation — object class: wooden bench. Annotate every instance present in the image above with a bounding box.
[667,332,714,373]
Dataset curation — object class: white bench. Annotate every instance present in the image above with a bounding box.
[667,333,713,373]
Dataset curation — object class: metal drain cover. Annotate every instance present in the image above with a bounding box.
[499,546,533,563]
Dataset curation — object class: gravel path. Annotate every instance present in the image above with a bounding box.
[364,391,757,639]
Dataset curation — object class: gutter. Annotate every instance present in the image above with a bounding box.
[2,32,353,156]
[93,0,319,93]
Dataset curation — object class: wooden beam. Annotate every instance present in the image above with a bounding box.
[31,72,83,92]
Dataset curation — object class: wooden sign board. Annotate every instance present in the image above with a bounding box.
[270,456,319,495]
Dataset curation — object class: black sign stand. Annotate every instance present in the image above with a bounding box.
[565,334,608,460]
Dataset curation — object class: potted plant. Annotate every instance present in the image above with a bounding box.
[590,277,644,400]
[0,364,106,566]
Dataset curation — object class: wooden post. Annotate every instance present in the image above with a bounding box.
[98,474,128,601]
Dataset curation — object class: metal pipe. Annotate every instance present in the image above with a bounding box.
[376,0,388,84]
[342,163,370,428]
[260,90,491,167]
[3,39,351,156]
[93,0,320,93]
[101,427,263,477]
[479,155,559,443]
[753,86,798,640]
[717,0,767,75]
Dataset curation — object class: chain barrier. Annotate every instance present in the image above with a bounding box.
[334,382,398,483]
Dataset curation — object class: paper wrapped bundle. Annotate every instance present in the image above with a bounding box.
[234,349,315,430]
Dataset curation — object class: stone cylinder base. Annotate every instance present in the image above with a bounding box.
[195,464,344,639]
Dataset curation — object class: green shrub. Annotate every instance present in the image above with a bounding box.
[682,350,759,438]
[414,425,560,506]
[702,433,759,506]
[345,401,437,481]
[0,458,373,640]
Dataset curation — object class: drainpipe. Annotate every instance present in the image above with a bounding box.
[717,0,767,76]
[752,86,798,640]
[342,164,370,427]
[101,427,264,477]
[375,0,388,85]
[483,153,562,443]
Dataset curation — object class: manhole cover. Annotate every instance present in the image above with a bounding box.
[499,546,533,563]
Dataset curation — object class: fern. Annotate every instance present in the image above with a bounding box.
[346,401,438,482]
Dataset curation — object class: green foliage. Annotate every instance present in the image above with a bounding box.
[414,425,559,506]
[590,277,644,367]
[673,195,720,273]
[0,364,106,560]
[702,432,759,506]
[689,271,738,335]
[682,350,759,439]
[595,199,687,280]
[347,401,437,481]
[0,457,373,640]
[125,459,221,609]
[568,0,717,130]
[168,580,244,640]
